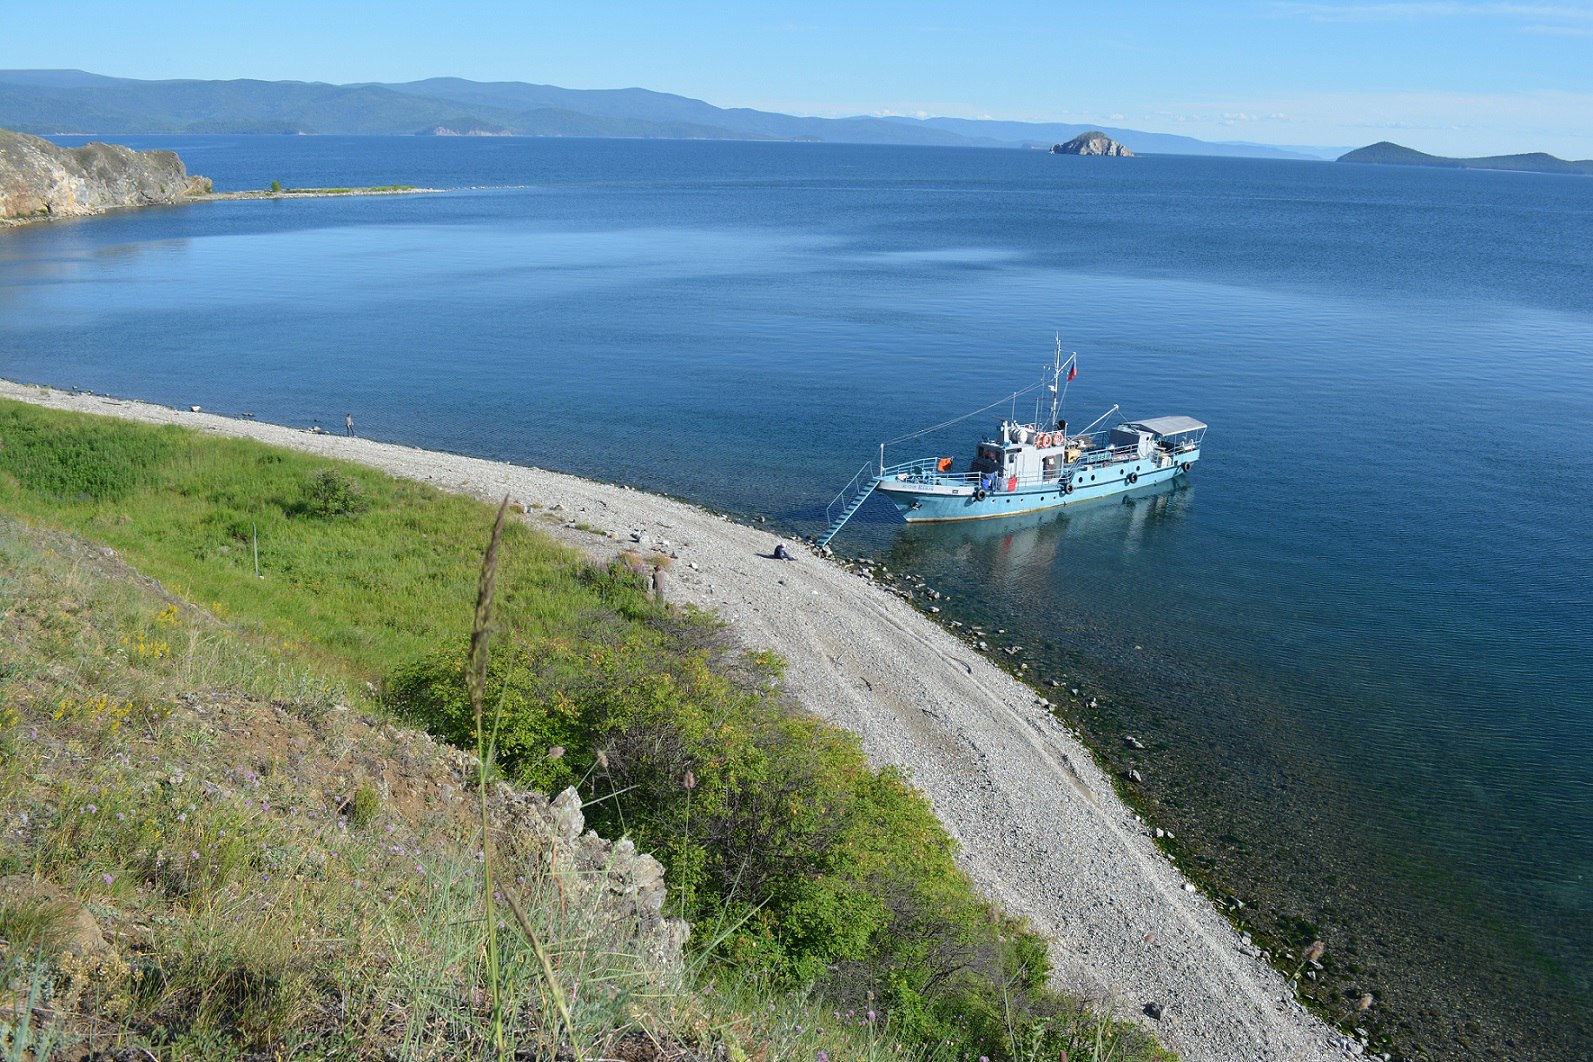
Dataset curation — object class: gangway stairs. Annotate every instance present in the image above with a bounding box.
[816,462,883,548]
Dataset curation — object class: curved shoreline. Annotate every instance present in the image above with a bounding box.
[0,379,1353,1062]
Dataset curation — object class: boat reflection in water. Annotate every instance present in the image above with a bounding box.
[884,476,1194,595]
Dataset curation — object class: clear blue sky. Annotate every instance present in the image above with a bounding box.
[5,1,1591,157]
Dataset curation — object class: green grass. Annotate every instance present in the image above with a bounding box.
[271,185,420,194]
[0,399,1172,1062]
[0,399,608,680]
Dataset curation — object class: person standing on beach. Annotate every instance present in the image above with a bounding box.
[345,412,355,437]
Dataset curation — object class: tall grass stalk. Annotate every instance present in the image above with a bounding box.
[470,497,511,1058]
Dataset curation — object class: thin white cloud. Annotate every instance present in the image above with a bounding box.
[1269,2,1593,23]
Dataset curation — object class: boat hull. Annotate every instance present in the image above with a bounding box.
[876,448,1199,523]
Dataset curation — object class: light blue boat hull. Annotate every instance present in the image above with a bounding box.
[877,448,1200,522]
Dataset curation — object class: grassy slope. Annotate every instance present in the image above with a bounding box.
[0,516,918,1060]
[0,398,1171,1061]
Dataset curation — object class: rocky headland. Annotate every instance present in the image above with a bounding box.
[0,128,211,222]
[1052,131,1134,156]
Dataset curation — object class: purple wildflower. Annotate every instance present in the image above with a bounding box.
[102,873,114,886]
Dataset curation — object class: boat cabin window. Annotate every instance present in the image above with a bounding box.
[971,444,1002,474]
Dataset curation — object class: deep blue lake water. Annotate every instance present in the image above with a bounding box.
[5,135,1591,1058]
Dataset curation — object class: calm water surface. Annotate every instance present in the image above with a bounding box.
[4,137,1590,1059]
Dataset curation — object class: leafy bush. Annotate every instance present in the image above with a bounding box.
[300,469,367,518]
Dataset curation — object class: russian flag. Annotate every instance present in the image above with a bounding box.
[1067,362,1078,382]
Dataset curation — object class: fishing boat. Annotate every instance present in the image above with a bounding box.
[817,341,1206,546]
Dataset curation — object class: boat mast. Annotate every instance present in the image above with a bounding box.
[1049,335,1062,428]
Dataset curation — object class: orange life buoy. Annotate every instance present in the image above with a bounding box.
[937,456,953,473]
[1035,432,1047,448]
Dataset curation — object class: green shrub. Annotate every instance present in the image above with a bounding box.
[347,783,381,828]
[300,469,367,519]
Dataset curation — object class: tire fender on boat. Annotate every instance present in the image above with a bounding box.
[974,488,987,501]
[1180,462,1191,473]
[1127,472,1139,485]
[1062,482,1073,495]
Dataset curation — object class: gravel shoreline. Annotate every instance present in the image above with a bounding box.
[0,380,1356,1062]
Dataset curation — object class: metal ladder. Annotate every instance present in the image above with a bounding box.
[816,462,882,548]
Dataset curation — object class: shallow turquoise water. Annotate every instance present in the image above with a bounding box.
[4,136,1590,1057]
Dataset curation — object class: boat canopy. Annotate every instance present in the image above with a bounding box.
[1125,416,1207,438]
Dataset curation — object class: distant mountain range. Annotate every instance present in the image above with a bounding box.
[1338,141,1593,176]
[0,70,1341,161]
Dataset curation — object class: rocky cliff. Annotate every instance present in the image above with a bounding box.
[1051,130,1134,156]
[0,128,211,220]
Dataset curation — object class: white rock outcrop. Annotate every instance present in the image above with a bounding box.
[0,129,211,220]
[1051,131,1134,156]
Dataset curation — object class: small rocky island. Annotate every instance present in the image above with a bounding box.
[0,129,211,222]
[1051,131,1134,157]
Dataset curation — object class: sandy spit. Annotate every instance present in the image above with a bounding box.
[1,187,440,227]
[0,380,1355,1062]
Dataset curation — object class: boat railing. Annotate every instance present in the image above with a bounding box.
[879,439,1197,493]
[825,461,881,526]
[881,457,978,483]
[881,461,1059,493]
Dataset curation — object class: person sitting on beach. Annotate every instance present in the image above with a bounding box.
[773,542,792,561]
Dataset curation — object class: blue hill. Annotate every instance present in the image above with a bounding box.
[0,69,1334,159]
